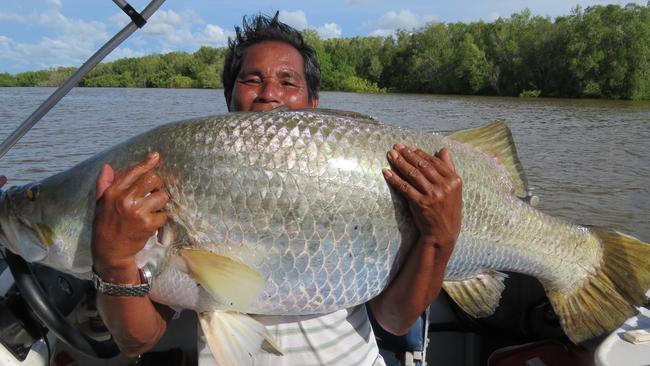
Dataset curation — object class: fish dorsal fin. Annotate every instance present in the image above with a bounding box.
[447,122,528,198]
[442,270,508,318]
[179,249,263,310]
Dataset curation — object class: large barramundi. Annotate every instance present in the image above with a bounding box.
[1,109,648,365]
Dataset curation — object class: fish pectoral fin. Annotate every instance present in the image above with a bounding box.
[179,248,263,310]
[443,270,508,318]
[446,122,528,198]
[199,311,282,366]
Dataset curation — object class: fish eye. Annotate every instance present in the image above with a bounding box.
[25,184,40,201]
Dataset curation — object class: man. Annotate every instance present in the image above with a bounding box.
[92,13,462,365]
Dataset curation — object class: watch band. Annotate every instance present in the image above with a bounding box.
[92,265,152,297]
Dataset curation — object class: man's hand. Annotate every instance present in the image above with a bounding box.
[370,144,463,335]
[0,175,6,190]
[384,145,463,255]
[92,152,169,277]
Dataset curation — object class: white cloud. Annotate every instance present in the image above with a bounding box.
[196,24,231,47]
[109,12,129,27]
[378,10,421,30]
[0,9,110,72]
[278,10,342,39]
[11,37,94,70]
[143,9,199,39]
[0,12,27,23]
[38,9,109,43]
[47,0,62,7]
[141,9,232,48]
[372,9,436,36]
[105,47,147,62]
[279,10,308,31]
[317,23,342,39]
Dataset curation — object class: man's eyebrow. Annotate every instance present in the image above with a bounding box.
[277,69,304,80]
[237,68,263,77]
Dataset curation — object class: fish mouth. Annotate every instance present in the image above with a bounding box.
[3,216,49,262]
[0,192,48,262]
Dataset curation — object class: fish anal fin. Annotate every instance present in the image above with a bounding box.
[447,122,528,198]
[443,270,508,318]
[179,248,263,311]
[199,311,282,366]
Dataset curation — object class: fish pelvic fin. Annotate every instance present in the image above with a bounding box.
[546,228,650,343]
[446,122,528,198]
[442,270,508,318]
[179,249,264,311]
[199,311,282,366]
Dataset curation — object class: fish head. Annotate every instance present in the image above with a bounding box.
[0,183,54,262]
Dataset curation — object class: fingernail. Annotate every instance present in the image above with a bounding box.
[388,150,398,161]
[382,169,393,178]
[394,144,405,150]
[148,152,159,160]
[407,147,416,153]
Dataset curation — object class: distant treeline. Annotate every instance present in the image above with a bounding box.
[2,4,649,99]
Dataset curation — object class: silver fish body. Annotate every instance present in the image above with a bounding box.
[1,108,648,346]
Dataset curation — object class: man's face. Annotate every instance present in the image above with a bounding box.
[228,41,318,112]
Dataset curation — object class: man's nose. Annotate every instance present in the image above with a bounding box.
[256,80,282,102]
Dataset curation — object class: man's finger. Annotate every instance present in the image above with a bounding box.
[132,171,164,198]
[382,168,422,202]
[395,145,447,185]
[388,148,432,194]
[148,212,169,232]
[437,148,456,171]
[140,190,169,213]
[96,164,115,199]
[414,149,453,177]
[115,152,160,190]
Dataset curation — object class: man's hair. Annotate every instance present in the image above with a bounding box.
[222,12,321,106]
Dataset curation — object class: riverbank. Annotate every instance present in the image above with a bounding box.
[2,4,649,99]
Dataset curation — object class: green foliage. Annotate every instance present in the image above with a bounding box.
[340,75,386,93]
[15,70,51,86]
[4,4,649,99]
[519,89,541,97]
[0,72,17,86]
[168,75,195,88]
[38,67,76,87]
[84,74,132,87]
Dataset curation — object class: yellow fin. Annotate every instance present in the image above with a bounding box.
[546,228,650,343]
[179,249,263,310]
[442,270,508,318]
[447,122,528,198]
[199,311,282,366]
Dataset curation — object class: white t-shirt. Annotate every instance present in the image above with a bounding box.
[198,305,386,366]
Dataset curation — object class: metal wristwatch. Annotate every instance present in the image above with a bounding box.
[92,265,153,297]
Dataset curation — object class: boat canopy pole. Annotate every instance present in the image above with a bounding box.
[0,0,166,160]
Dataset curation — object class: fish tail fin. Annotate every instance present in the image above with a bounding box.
[546,228,650,343]
[199,311,282,366]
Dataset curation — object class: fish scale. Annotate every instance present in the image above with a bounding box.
[1,109,649,351]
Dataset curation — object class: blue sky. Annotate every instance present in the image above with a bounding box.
[0,0,646,74]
